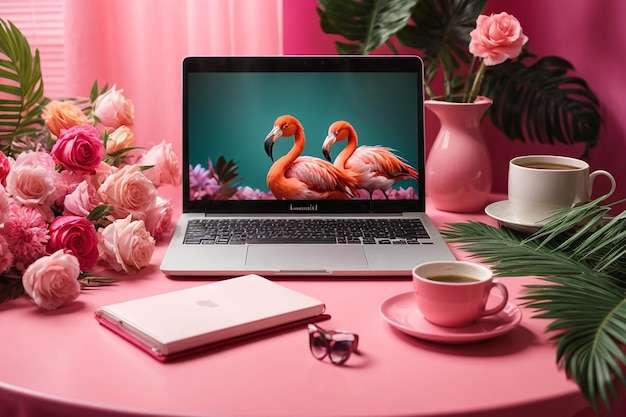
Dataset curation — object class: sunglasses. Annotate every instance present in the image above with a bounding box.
[308,323,359,365]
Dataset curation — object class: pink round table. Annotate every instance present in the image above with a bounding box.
[0,199,621,417]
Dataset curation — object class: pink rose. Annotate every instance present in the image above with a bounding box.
[5,152,58,206]
[0,184,9,223]
[144,196,174,238]
[98,215,155,273]
[47,216,99,271]
[0,152,10,184]
[98,164,157,220]
[469,12,529,66]
[63,180,101,217]
[51,125,105,175]
[93,86,135,129]
[136,140,181,187]
[88,161,116,189]
[22,250,81,310]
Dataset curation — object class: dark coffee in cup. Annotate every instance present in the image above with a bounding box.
[519,162,578,170]
[427,274,480,283]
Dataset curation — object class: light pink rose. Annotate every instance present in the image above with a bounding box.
[55,170,86,208]
[98,215,155,273]
[98,164,157,220]
[136,141,181,187]
[88,161,116,189]
[93,85,135,129]
[63,180,102,217]
[22,250,81,310]
[105,125,135,155]
[5,152,58,206]
[144,196,174,238]
[47,216,99,272]
[0,184,9,223]
[51,124,105,175]
[469,12,529,66]
[42,100,90,138]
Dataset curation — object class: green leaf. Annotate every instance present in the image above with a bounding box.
[441,198,626,412]
[0,19,46,148]
[317,0,419,55]
[88,204,114,222]
[482,55,601,154]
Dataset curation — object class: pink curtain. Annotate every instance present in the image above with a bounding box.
[63,0,283,159]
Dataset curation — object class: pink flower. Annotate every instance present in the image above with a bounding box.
[88,161,116,189]
[0,152,10,184]
[22,250,81,310]
[0,204,49,270]
[136,140,181,187]
[469,12,529,66]
[47,216,99,271]
[98,164,157,220]
[0,235,14,274]
[51,125,105,175]
[98,215,155,273]
[5,152,58,206]
[93,85,135,129]
[143,196,173,238]
[0,184,9,224]
[63,180,101,217]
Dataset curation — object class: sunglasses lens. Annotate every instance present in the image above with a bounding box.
[309,332,327,359]
[329,340,352,364]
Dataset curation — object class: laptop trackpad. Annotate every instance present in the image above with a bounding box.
[245,245,368,273]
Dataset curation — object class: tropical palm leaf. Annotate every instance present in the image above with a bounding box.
[0,19,46,150]
[482,55,601,155]
[441,197,626,412]
[317,0,418,54]
[396,0,487,97]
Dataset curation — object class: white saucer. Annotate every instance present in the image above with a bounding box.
[379,292,522,344]
[484,200,544,233]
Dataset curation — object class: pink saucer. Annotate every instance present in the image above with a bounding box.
[379,292,522,344]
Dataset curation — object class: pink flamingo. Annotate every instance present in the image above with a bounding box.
[264,115,357,200]
[322,120,418,199]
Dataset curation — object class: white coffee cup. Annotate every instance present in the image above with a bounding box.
[508,155,616,225]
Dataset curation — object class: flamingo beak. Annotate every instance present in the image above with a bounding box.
[322,133,336,162]
[264,126,282,162]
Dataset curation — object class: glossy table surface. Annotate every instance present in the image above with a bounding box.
[0,198,622,417]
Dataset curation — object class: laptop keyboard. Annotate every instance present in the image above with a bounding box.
[184,218,431,245]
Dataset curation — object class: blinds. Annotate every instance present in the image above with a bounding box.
[1,0,66,98]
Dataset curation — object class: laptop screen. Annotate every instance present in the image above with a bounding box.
[183,56,425,214]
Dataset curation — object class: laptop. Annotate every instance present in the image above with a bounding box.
[95,274,329,361]
[160,55,455,277]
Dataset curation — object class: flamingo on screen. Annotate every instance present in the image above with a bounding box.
[322,120,418,199]
[264,115,357,200]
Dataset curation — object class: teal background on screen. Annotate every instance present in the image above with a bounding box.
[188,72,420,194]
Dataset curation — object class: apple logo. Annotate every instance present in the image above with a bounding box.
[195,299,219,307]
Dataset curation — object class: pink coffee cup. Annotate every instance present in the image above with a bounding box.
[412,261,509,328]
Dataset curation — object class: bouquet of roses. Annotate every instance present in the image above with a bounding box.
[0,82,180,310]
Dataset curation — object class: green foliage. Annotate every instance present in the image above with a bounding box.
[441,197,626,411]
[316,0,602,152]
[0,19,46,151]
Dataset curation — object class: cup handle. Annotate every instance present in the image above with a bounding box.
[481,280,509,317]
[590,170,616,200]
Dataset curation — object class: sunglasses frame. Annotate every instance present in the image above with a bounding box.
[307,323,359,365]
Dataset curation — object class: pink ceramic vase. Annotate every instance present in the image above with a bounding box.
[425,97,493,213]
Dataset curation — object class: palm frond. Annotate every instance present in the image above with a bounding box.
[317,0,418,54]
[0,19,46,150]
[442,198,626,412]
[482,55,601,155]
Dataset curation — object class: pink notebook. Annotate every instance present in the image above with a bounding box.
[95,274,329,362]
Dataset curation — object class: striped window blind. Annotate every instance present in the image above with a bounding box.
[1,0,66,98]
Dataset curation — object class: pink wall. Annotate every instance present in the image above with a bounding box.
[283,0,626,212]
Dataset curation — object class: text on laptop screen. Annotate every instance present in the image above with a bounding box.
[183,56,425,213]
